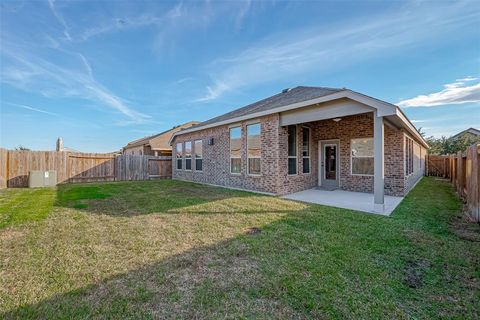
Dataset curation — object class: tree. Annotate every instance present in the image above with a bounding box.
[426,133,480,155]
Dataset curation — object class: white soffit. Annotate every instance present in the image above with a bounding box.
[279,98,374,126]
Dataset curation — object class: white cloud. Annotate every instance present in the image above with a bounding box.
[196,2,480,101]
[195,81,230,102]
[5,102,59,116]
[398,78,480,107]
[1,48,150,123]
[47,0,72,41]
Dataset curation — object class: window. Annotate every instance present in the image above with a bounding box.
[288,125,297,175]
[194,139,203,171]
[405,137,414,175]
[176,143,183,170]
[351,138,374,175]
[302,127,310,174]
[230,127,241,174]
[247,123,261,175]
[185,141,192,170]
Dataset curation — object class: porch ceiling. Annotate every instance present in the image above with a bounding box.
[279,98,375,126]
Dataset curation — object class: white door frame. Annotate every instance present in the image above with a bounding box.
[318,139,340,187]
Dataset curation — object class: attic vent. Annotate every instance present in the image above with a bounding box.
[282,88,290,93]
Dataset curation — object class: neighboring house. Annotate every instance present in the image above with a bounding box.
[451,127,480,140]
[170,86,428,212]
[123,121,199,156]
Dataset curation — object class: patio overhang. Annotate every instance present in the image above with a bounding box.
[278,97,398,214]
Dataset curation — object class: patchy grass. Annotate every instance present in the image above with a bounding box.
[0,178,478,319]
[0,187,56,228]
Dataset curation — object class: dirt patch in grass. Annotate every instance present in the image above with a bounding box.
[403,259,431,288]
[245,227,262,235]
[449,213,480,242]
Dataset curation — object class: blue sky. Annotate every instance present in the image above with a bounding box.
[1,0,479,152]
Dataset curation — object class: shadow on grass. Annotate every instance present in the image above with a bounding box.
[54,179,285,217]
[2,207,402,319]
[3,178,478,318]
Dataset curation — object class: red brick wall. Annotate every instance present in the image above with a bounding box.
[172,112,409,196]
[277,113,405,196]
[172,114,281,194]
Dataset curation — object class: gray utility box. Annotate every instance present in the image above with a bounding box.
[28,170,57,188]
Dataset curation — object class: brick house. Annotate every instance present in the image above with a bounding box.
[170,87,428,213]
[123,121,199,156]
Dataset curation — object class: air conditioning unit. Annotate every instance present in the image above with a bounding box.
[28,170,57,188]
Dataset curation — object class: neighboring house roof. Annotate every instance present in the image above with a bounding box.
[124,121,199,151]
[171,86,428,148]
[451,127,480,140]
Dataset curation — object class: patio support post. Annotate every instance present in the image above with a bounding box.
[373,111,385,212]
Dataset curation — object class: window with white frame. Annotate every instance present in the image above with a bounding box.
[230,127,241,174]
[288,125,297,175]
[247,123,261,175]
[185,141,192,170]
[405,137,414,176]
[351,138,374,175]
[302,127,310,174]
[194,139,203,171]
[176,143,183,170]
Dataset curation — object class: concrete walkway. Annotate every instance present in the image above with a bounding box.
[282,188,403,216]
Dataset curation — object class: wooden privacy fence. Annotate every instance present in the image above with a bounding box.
[0,148,172,188]
[426,144,480,222]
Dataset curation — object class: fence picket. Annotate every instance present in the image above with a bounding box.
[426,144,480,222]
[0,149,172,188]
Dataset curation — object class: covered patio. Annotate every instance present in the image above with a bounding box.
[278,91,423,214]
[282,188,404,216]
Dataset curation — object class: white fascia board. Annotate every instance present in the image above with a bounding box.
[396,109,429,148]
[169,89,406,144]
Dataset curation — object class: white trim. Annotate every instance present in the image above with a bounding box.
[229,126,242,174]
[184,141,192,171]
[287,125,298,175]
[318,139,340,187]
[175,142,183,170]
[301,126,311,174]
[247,122,262,175]
[194,139,203,172]
[395,109,429,148]
[169,89,428,149]
[350,137,374,176]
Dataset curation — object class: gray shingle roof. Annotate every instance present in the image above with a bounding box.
[192,86,344,128]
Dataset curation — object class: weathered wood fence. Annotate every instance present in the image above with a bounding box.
[426,144,480,222]
[0,148,171,188]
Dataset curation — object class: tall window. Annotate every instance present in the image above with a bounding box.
[194,139,203,171]
[176,143,183,170]
[247,123,261,175]
[302,127,310,174]
[288,125,297,175]
[230,127,241,174]
[405,137,414,175]
[351,138,374,175]
[185,141,192,170]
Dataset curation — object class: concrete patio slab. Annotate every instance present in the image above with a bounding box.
[282,188,403,216]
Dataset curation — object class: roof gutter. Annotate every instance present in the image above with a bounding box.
[169,89,428,148]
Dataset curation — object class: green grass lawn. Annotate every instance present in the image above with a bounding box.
[0,178,478,319]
